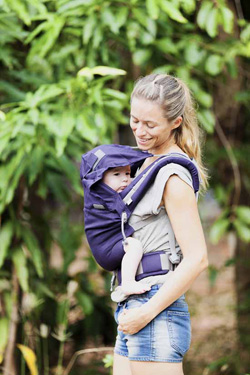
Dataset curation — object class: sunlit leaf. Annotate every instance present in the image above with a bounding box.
[17,344,38,375]
[235,206,250,225]
[76,291,93,315]
[12,247,29,292]
[197,1,213,29]
[82,14,96,44]
[205,8,219,38]
[0,222,13,268]
[209,218,230,244]
[233,219,250,242]
[0,318,9,364]
[205,54,223,75]
[22,228,44,278]
[91,66,127,76]
[197,109,215,133]
[133,49,152,65]
[160,0,188,23]
[220,6,234,34]
[146,0,159,20]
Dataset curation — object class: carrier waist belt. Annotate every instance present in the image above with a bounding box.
[117,250,174,285]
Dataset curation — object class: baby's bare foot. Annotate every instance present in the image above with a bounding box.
[121,281,151,296]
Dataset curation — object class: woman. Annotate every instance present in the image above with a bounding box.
[113,73,209,375]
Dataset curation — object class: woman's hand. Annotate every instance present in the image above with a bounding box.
[118,305,152,335]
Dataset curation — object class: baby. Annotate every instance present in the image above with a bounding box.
[102,165,151,296]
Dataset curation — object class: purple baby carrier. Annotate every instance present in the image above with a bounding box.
[80,144,200,287]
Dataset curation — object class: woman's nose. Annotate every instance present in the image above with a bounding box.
[134,123,146,136]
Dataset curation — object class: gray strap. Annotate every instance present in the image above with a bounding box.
[91,149,105,171]
[165,215,181,264]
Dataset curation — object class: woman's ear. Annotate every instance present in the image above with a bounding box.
[172,116,182,130]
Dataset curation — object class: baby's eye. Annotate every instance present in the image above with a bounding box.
[126,172,130,176]
[113,173,120,176]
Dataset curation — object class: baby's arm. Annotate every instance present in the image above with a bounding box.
[121,237,151,295]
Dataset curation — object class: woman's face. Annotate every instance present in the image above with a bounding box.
[130,97,181,154]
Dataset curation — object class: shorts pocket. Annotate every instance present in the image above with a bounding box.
[114,304,123,324]
[167,311,191,355]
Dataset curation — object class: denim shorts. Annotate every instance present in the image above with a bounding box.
[114,284,191,362]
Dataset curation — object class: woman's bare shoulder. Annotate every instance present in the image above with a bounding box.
[163,174,196,209]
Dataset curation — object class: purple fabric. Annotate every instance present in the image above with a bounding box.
[116,251,170,284]
[80,145,200,272]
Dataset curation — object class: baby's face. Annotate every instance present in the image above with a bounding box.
[102,165,131,193]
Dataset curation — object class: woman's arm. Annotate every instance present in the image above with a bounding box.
[118,175,209,334]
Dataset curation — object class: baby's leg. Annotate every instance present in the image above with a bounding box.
[121,237,151,295]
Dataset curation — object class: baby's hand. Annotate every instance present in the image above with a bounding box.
[123,237,143,253]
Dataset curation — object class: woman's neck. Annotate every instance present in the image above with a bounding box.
[149,143,185,156]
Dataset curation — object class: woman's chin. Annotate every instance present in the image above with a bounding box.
[136,140,152,150]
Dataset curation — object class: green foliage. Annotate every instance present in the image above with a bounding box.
[0,0,249,372]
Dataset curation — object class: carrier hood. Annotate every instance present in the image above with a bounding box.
[80,144,152,188]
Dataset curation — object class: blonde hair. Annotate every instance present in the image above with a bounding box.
[131,73,209,193]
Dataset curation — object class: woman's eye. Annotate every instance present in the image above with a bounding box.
[131,117,138,123]
[147,123,154,129]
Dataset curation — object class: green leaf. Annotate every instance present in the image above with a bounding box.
[197,1,213,29]
[7,0,31,26]
[13,247,29,292]
[226,59,238,78]
[184,42,205,66]
[206,8,219,38]
[155,38,178,54]
[133,49,152,65]
[28,16,65,59]
[195,90,213,108]
[220,6,234,34]
[24,85,64,109]
[235,206,250,225]
[209,218,230,244]
[115,7,129,29]
[56,299,70,326]
[146,0,160,20]
[101,8,119,34]
[0,222,13,268]
[22,228,44,278]
[76,291,93,315]
[205,54,223,75]
[91,66,126,76]
[233,219,250,242]
[240,24,250,43]
[0,317,9,358]
[160,0,188,23]
[197,109,215,133]
[208,265,218,287]
[180,0,196,14]
[82,14,96,44]
[28,146,44,185]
